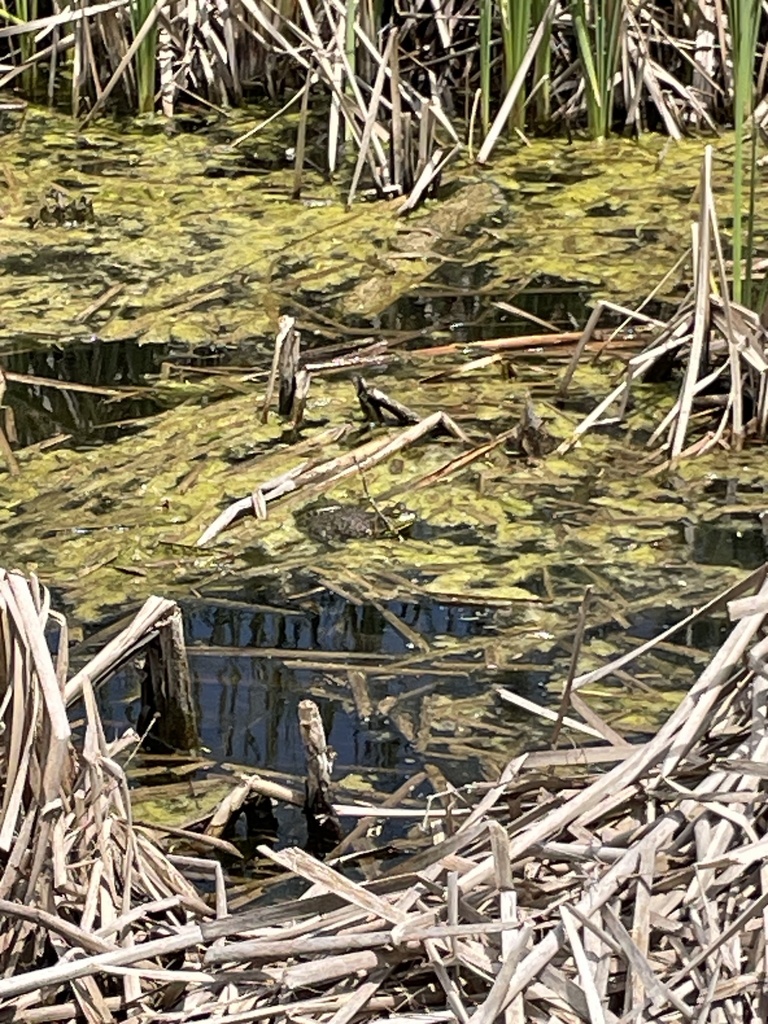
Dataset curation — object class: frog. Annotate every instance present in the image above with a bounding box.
[294,500,417,544]
[28,188,95,228]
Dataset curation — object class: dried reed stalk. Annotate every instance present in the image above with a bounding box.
[4,565,768,1021]
[196,409,470,545]
[0,568,212,1011]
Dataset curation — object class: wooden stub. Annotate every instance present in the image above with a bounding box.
[354,375,420,426]
[142,605,198,753]
[291,368,311,430]
[277,320,301,417]
[298,699,342,852]
[0,370,19,477]
[260,315,300,423]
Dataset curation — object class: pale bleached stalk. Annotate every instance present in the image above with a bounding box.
[670,147,712,457]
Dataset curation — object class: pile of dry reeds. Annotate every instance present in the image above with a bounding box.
[0,569,212,1019]
[4,563,768,1020]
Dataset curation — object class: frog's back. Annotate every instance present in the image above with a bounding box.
[294,501,416,544]
[295,503,378,543]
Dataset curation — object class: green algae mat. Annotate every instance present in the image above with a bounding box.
[3,108,768,746]
[0,344,761,622]
[4,340,765,749]
[3,108,759,353]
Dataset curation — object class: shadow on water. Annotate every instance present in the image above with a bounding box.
[354,274,602,343]
[4,336,237,447]
[5,338,166,446]
[685,518,768,570]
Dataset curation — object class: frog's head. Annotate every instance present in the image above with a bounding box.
[381,502,417,534]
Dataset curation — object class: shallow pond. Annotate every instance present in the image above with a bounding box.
[3,108,768,848]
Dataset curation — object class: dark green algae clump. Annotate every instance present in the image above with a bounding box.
[0,350,760,633]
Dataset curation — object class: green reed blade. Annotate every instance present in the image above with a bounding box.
[480,0,491,133]
[729,0,762,305]
[345,0,358,84]
[532,0,552,124]
[130,0,158,113]
[499,0,532,129]
[572,0,623,139]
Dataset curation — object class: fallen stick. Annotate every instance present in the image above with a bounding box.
[551,586,592,747]
[197,411,469,546]
[0,925,204,1001]
[2,370,146,399]
[409,331,585,357]
[205,921,521,967]
[65,595,178,705]
[461,573,768,895]
[571,565,767,691]
[0,897,116,956]
[354,376,420,425]
[496,687,605,741]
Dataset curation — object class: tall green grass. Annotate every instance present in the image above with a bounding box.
[499,0,533,130]
[11,0,38,96]
[572,0,623,139]
[479,0,492,133]
[491,0,553,132]
[130,0,158,113]
[729,0,762,306]
[1,0,766,152]
[531,0,552,125]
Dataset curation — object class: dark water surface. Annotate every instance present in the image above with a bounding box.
[3,276,605,447]
[18,284,768,825]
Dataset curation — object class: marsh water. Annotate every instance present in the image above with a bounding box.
[3,108,768,847]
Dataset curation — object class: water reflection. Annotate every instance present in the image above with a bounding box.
[372,276,593,343]
[96,566,742,803]
[3,273,615,450]
[4,338,167,446]
[686,519,767,570]
[99,590,499,781]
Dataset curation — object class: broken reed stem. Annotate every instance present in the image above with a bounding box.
[197,409,469,545]
[550,584,592,747]
[564,145,768,461]
[261,314,300,423]
[299,698,341,838]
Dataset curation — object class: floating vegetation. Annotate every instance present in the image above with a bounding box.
[1,3,768,211]
[0,3,766,143]
[1,109,758,357]
[4,6,768,1019]
[0,316,754,628]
